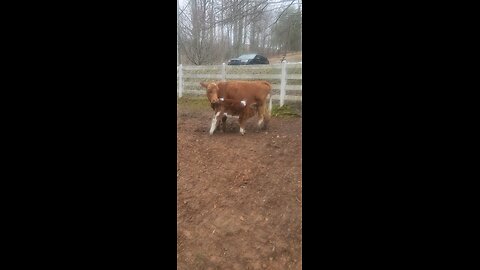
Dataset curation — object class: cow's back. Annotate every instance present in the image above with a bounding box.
[217,81,271,103]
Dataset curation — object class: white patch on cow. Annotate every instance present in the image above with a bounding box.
[219,98,224,101]
[210,118,217,135]
[240,100,246,106]
[240,127,245,135]
[210,113,220,135]
[223,112,228,116]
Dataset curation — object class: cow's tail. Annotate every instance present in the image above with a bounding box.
[264,81,273,114]
[264,86,272,130]
[268,93,272,114]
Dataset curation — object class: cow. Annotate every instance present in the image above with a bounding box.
[200,80,272,135]
[209,98,258,135]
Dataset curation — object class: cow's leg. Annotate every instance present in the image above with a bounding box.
[256,102,270,130]
[221,114,227,132]
[238,114,246,135]
[263,103,271,130]
[209,111,221,135]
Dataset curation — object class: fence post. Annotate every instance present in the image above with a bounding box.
[222,63,226,81]
[280,60,287,106]
[178,64,183,98]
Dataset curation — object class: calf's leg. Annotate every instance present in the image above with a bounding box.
[221,115,227,132]
[238,114,246,135]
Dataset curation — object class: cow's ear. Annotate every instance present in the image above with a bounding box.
[200,82,208,88]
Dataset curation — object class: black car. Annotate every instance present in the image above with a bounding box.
[227,54,269,65]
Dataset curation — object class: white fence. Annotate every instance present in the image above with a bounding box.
[177,62,302,107]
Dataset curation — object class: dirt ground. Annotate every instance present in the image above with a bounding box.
[177,99,302,269]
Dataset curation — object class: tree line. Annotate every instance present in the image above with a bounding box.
[177,0,302,65]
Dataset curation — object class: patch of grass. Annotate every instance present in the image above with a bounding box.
[178,97,302,117]
[177,97,210,110]
[271,104,301,117]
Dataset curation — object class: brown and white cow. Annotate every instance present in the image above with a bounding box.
[200,80,272,135]
[209,98,258,135]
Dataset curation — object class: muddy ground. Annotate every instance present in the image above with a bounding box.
[177,99,302,269]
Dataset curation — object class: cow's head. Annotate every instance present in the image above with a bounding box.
[200,82,220,104]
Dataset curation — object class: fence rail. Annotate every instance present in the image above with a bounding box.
[177,62,302,107]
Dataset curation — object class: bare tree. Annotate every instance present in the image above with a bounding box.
[178,0,301,65]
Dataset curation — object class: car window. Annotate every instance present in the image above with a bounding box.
[238,54,256,60]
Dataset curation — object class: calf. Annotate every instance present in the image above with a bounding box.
[209,98,258,135]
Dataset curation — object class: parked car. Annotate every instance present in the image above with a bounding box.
[227,54,269,65]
